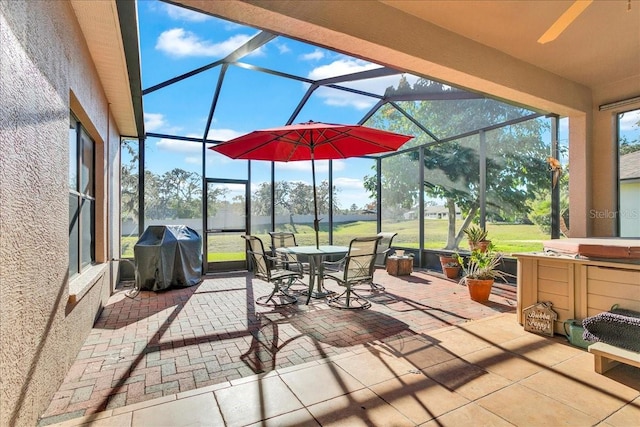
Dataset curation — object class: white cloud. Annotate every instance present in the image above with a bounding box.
[334,176,363,189]
[308,58,379,80]
[157,127,248,167]
[619,109,640,132]
[333,177,374,209]
[306,59,416,110]
[301,49,324,61]
[184,156,202,165]
[164,4,210,22]
[156,138,202,153]
[276,160,315,172]
[315,86,377,110]
[276,42,291,54]
[207,128,245,142]
[270,159,348,174]
[156,29,262,58]
[224,182,246,194]
[144,113,166,132]
[334,160,346,171]
[186,150,230,166]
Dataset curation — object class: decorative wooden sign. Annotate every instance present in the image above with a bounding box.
[523,301,558,337]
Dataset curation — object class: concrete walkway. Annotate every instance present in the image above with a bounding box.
[39,269,640,426]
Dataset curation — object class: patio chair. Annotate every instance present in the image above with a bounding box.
[323,235,381,309]
[354,231,397,292]
[268,231,310,291]
[242,235,302,307]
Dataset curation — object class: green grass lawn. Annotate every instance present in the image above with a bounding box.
[120,220,548,261]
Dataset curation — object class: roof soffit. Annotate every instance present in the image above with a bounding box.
[70,0,138,137]
[176,0,594,116]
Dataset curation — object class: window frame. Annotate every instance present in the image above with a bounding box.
[69,113,96,277]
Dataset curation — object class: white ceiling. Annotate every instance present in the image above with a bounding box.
[380,0,640,89]
[179,0,639,115]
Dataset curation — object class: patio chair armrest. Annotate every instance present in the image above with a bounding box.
[322,257,346,272]
[247,250,281,267]
[273,251,307,274]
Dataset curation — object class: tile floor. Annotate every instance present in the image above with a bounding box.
[39,269,640,426]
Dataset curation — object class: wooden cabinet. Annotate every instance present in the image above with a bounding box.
[516,253,640,335]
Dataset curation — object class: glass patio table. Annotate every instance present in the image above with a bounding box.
[276,245,349,301]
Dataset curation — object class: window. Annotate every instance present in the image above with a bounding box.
[69,113,95,277]
[618,108,640,237]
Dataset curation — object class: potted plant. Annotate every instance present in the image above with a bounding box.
[456,245,510,302]
[442,261,461,279]
[438,253,458,268]
[463,224,491,252]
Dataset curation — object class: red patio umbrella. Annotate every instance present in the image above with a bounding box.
[210,121,413,248]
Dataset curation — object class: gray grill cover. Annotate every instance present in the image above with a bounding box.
[134,225,202,291]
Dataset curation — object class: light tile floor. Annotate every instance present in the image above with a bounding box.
[40,270,640,426]
[46,313,640,426]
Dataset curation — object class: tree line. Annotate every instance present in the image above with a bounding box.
[121,142,343,223]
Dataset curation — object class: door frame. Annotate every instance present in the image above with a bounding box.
[204,178,250,273]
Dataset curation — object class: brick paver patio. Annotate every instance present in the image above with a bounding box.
[39,268,516,426]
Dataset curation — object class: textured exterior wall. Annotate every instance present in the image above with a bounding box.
[0,1,118,425]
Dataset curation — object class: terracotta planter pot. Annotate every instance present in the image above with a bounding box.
[439,255,457,265]
[464,277,494,302]
[443,266,460,279]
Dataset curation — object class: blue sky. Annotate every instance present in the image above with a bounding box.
[136,0,639,210]
[137,0,413,208]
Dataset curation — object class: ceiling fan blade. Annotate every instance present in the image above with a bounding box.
[538,0,593,44]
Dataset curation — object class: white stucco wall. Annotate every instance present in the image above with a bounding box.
[0,1,120,425]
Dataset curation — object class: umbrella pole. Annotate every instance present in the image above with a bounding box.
[311,153,320,249]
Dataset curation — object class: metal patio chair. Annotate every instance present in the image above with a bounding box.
[242,235,302,307]
[323,235,381,309]
[269,231,310,291]
[354,231,397,292]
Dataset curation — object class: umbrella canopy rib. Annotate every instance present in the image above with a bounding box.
[210,121,413,248]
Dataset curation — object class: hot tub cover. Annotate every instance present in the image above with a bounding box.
[134,225,202,291]
[543,238,640,260]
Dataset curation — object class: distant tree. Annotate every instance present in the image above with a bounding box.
[365,77,550,249]
[618,111,640,155]
[252,182,272,216]
[528,167,570,235]
[206,185,231,217]
[619,136,640,155]
[120,140,139,230]
[288,182,313,215]
[143,170,166,219]
[159,168,201,218]
[252,179,338,226]
[231,194,245,215]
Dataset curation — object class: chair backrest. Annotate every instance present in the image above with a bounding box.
[241,235,271,281]
[375,232,398,267]
[343,236,381,282]
[269,232,298,249]
[269,231,299,262]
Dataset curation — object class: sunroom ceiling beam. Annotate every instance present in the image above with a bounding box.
[315,66,400,85]
[146,132,221,144]
[385,92,486,102]
[143,30,277,95]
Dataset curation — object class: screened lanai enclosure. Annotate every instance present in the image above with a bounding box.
[121,1,571,273]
